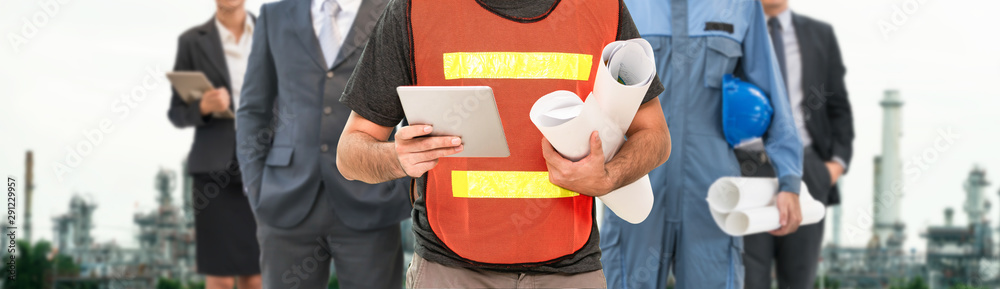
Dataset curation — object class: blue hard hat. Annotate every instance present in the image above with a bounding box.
[722,74,773,147]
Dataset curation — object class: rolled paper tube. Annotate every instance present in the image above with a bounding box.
[707,177,827,236]
[528,39,658,224]
[707,177,783,213]
[599,175,654,224]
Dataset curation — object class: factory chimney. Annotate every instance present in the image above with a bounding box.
[944,208,954,227]
[871,90,905,250]
[24,151,34,242]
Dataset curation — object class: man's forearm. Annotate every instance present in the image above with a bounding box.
[338,131,407,184]
[604,127,670,191]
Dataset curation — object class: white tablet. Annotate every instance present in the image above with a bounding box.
[397,86,510,158]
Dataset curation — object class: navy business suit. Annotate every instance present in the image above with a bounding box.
[236,0,410,288]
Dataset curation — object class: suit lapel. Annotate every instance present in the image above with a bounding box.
[792,13,814,102]
[197,17,231,88]
[792,13,821,134]
[289,0,327,70]
[330,0,381,68]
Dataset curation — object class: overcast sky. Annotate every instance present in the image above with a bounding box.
[1,0,998,252]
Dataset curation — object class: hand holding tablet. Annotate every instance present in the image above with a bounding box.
[166,71,235,119]
[397,86,510,158]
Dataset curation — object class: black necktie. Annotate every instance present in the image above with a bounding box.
[767,17,787,86]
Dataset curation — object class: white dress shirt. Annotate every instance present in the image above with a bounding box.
[737,9,811,152]
[214,13,254,116]
[312,0,362,65]
[774,9,812,147]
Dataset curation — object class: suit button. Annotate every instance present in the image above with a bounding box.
[326,71,334,79]
[324,106,332,115]
[321,144,329,152]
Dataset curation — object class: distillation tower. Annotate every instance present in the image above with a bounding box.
[871,89,906,251]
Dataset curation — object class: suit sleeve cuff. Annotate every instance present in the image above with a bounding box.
[832,156,849,173]
[188,98,209,126]
[778,175,802,195]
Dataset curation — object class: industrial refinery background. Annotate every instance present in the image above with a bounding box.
[819,90,997,288]
[0,89,995,289]
[3,0,999,288]
[3,154,415,288]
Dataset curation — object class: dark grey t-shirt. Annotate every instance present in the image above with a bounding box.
[341,0,665,274]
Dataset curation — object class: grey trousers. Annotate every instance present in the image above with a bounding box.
[256,187,403,289]
[736,148,831,289]
[406,253,606,289]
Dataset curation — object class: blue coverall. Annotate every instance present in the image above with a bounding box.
[601,1,804,288]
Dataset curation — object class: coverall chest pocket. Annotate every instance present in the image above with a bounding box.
[647,36,672,93]
[703,37,743,89]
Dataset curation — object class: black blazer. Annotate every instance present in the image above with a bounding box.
[793,13,854,205]
[168,15,256,175]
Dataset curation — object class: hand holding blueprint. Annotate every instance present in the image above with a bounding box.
[706,177,826,236]
[529,39,657,224]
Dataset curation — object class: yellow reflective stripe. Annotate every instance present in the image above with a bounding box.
[442,52,593,80]
[452,171,580,198]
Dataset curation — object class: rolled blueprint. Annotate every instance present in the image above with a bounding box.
[529,39,657,224]
[530,91,623,161]
[706,177,826,236]
[594,38,656,132]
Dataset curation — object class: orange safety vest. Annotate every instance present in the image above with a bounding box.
[411,0,619,264]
